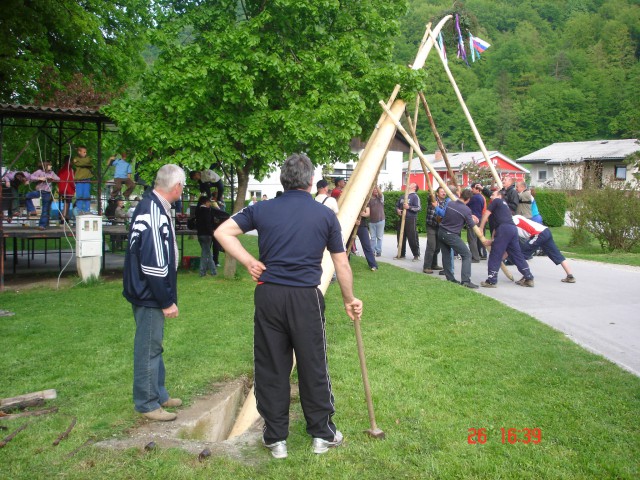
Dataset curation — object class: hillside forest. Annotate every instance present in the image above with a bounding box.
[394,0,639,159]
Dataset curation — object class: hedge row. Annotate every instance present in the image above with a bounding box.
[381,188,568,230]
[535,189,567,227]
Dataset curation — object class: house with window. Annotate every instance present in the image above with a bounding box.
[244,132,414,200]
[517,139,640,189]
[402,150,529,190]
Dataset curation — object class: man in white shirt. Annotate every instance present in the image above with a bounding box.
[314,179,339,214]
[512,215,576,283]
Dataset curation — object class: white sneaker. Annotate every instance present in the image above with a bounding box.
[264,440,287,459]
[312,431,343,454]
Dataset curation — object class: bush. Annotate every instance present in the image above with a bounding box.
[571,182,640,252]
[567,194,592,247]
[383,190,430,233]
[535,189,567,227]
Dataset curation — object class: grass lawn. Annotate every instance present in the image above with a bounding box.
[1,235,639,479]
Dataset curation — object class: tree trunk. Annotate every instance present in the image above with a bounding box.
[223,160,253,278]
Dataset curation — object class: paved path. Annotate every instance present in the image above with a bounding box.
[369,233,640,377]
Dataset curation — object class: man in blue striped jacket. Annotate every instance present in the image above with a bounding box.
[123,164,186,422]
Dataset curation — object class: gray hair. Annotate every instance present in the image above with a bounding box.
[280,153,314,191]
[155,164,186,192]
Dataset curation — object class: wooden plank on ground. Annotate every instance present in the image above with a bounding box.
[0,389,57,412]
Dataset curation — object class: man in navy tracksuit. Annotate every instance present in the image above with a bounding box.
[215,153,362,459]
[478,189,534,288]
[123,164,186,421]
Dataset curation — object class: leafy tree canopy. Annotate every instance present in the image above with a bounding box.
[0,0,153,104]
[106,0,424,210]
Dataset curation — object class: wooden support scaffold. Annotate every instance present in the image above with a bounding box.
[228,14,512,439]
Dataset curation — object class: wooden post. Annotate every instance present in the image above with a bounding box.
[418,92,457,189]
[402,109,433,194]
[395,96,419,259]
[0,390,57,412]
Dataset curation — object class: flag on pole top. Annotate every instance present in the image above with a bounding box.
[472,36,491,54]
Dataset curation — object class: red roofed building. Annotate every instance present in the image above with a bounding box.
[402,150,529,190]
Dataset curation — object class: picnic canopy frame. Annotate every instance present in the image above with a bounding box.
[0,103,115,290]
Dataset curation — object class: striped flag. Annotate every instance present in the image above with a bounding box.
[472,36,490,54]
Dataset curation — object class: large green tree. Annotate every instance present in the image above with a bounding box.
[0,0,153,104]
[107,0,420,212]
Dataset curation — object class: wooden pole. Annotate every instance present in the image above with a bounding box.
[427,31,503,190]
[0,389,57,412]
[379,100,514,281]
[418,92,457,189]
[402,109,433,194]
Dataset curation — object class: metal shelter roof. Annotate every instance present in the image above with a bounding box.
[0,103,113,124]
[517,139,640,165]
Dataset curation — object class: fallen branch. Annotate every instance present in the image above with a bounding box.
[53,417,77,446]
[66,437,95,458]
[0,407,58,421]
[0,398,44,413]
[0,423,29,448]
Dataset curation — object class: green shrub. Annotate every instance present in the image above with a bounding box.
[383,190,430,233]
[571,182,640,252]
[567,194,592,247]
[535,189,567,227]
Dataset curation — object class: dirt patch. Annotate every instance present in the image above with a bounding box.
[1,270,123,292]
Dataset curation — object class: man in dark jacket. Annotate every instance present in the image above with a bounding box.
[395,182,421,261]
[123,164,186,421]
[467,183,487,260]
[502,176,519,214]
[437,188,479,288]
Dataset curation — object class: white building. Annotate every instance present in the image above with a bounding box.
[517,139,640,189]
[244,134,413,199]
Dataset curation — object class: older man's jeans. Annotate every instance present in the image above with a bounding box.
[133,305,170,413]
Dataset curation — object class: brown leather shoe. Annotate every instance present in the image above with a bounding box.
[141,408,177,421]
[161,398,182,408]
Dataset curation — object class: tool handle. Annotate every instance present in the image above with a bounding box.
[354,317,378,430]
